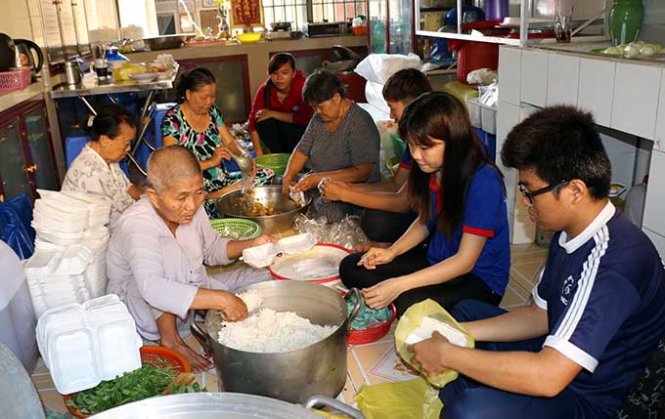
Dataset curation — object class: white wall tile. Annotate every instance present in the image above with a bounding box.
[643,227,665,259]
[578,58,615,128]
[498,46,521,106]
[655,70,665,152]
[547,54,580,107]
[520,50,549,107]
[611,63,661,140]
[643,149,665,235]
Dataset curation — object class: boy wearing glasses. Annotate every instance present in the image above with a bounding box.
[411,106,665,418]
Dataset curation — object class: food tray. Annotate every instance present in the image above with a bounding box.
[242,233,316,268]
[269,243,351,286]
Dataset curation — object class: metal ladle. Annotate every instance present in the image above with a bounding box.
[232,150,253,173]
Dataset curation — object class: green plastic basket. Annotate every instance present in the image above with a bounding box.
[210,218,261,240]
[255,153,290,176]
[391,133,407,159]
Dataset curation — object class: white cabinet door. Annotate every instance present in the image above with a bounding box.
[578,58,615,128]
[611,63,661,140]
[643,149,665,235]
[654,70,665,152]
[547,54,580,107]
[498,47,522,106]
[497,102,521,217]
[520,50,549,107]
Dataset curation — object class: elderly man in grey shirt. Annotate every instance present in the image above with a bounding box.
[107,145,273,371]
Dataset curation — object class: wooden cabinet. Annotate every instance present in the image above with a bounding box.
[179,55,252,124]
[0,100,60,201]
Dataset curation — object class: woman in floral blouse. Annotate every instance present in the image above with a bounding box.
[62,104,141,227]
[162,67,271,217]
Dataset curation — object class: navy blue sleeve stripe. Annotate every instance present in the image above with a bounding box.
[555,226,610,341]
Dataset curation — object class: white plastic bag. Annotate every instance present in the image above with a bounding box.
[355,53,422,84]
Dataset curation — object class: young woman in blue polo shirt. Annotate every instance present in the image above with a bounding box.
[339,92,510,315]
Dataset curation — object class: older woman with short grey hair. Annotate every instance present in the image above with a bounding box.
[281,69,381,222]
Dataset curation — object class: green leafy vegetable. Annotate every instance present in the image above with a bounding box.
[66,358,204,415]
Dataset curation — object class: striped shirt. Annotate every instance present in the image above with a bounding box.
[535,202,665,416]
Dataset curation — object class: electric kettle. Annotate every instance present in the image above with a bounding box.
[0,33,16,72]
[14,39,43,82]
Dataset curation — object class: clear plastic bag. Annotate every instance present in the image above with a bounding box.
[294,214,368,251]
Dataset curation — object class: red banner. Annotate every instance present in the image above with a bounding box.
[231,0,262,27]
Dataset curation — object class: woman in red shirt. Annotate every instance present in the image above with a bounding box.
[248,53,313,155]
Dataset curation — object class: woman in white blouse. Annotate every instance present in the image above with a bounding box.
[61,104,142,226]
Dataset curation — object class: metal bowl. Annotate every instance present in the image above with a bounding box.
[216,185,310,235]
[143,34,191,51]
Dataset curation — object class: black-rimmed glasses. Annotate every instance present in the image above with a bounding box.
[518,180,569,205]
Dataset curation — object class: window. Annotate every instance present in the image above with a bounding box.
[262,0,367,32]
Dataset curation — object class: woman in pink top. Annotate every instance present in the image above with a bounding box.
[248,53,313,155]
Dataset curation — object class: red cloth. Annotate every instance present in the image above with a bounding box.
[247,69,313,132]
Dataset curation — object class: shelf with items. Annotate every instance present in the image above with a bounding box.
[414,0,609,47]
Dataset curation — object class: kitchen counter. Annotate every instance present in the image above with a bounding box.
[0,82,45,114]
[532,41,665,69]
[125,35,368,99]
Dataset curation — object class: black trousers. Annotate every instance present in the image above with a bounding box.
[361,209,418,243]
[255,118,306,154]
[339,247,501,316]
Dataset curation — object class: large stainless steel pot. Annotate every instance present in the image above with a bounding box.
[216,185,310,235]
[89,393,364,418]
[191,281,358,404]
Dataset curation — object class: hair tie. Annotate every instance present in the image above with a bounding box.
[87,115,95,127]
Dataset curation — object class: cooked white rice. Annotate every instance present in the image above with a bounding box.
[218,291,338,352]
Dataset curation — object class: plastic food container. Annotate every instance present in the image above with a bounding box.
[241,233,317,269]
[35,295,142,394]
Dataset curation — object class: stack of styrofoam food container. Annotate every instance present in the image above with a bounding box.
[25,190,112,318]
[36,294,142,394]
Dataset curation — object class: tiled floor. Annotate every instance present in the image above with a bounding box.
[33,243,548,416]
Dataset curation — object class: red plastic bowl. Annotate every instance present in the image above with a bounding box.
[347,303,397,345]
[269,243,351,286]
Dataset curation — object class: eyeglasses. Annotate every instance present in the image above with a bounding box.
[518,180,568,205]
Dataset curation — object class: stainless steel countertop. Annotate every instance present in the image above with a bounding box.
[50,67,178,99]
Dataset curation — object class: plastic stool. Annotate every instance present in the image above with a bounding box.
[152,102,176,149]
[65,135,89,169]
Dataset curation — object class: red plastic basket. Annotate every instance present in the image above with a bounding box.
[0,67,30,95]
[347,303,397,345]
[63,346,192,418]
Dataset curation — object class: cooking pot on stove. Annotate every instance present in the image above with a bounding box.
[191,281,361,405]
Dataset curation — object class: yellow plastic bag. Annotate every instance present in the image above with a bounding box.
[355,377,443,419]
[395,299,474,388]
